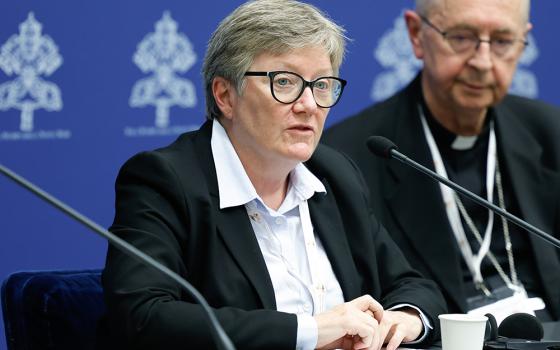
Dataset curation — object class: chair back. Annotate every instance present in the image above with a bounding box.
[1,269,104,350]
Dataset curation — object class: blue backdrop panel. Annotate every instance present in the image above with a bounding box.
[1,1,559,348]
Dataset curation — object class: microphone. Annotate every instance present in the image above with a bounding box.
[0,163,235,350]
[484,313,560,349]
[366,136,560,250]
[367,135,397,159]
[499,313,543,341]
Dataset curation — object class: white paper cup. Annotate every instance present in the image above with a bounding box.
[439,314,488,350]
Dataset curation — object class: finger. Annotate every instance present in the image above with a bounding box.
[368,327,381,350]
[352,308,379,349]
[351,295,384,322]
[375,319,391,350]
[348,329,369,350]
[353,329,378,350]
[353,322,375,348]
[365,307,382,347]
[384,328,406,350]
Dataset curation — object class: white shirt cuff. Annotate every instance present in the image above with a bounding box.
[388,303,433,344]
[296,314,318,350]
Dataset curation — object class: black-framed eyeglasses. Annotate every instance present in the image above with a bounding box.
[419,14,528,59]
[244,71,347,108]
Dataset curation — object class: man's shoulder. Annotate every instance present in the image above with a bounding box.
[498,95,560,133]
[502,94,557,107]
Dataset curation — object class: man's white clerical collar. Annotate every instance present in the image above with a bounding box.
[451,135,478,150]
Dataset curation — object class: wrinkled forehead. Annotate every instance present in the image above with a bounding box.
[430,0,528,29]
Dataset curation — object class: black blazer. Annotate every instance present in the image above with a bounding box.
[324,74,560,318]
[99,120,446,349]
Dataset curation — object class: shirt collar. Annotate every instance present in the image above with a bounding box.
[210,119,326,210]
[419,89,493,151]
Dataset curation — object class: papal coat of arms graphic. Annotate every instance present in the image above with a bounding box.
[0,12,64,135]
[127,11,197,136]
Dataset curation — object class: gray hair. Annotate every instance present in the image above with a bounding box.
[415,0,530,23]
[202,0,347,120]
[415,0,439,17]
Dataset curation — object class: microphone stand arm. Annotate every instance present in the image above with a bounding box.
[390,149,560,250]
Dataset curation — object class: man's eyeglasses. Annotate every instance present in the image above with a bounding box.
[244,71,347,108]
[419,14,528,59]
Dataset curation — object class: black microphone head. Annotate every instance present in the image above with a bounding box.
[498,313,543,341]
[366,136,397,159]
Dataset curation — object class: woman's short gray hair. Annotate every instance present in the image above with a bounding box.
[202,0,347,120]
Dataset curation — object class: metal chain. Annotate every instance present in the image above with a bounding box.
[453,155,519,292]
[495,158,519,286]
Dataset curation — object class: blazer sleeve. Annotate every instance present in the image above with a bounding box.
[101,151,297,350]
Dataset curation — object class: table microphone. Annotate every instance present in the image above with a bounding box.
[484,313,560,349]
[366,136,560,249]
[0,163,235,350]
[499,313,544,341]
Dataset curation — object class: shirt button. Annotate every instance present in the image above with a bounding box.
[303,304,311,312]
[275,217,283,225]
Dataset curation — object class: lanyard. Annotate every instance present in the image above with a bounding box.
[419,107,496,286]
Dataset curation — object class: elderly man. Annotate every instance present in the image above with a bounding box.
[325,0,560,323]
[98,1,446,349]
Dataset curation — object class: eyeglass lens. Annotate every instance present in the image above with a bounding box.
[271,72,343,107]
[445,30,522,57]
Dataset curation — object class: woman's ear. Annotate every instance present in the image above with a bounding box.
[212,77,236,120]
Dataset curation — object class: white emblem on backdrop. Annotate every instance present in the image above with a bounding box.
[371,11,539,102]
[126,11,198,137]
[371,12,422,102]
[0,12,69,141]
[510,33,539,98]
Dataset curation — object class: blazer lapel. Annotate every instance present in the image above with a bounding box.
[193,122,277,310]
[308,181,362,301]
[495,106,560,317]
[213,205,278,310]
[384,98,467,310]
